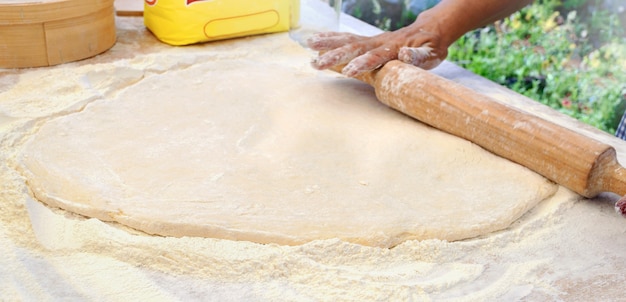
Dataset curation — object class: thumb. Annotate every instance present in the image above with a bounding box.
[398,45,445,70]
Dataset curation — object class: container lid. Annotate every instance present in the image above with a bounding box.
[0,0,113,25]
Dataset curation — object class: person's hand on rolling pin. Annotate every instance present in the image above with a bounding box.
[307,0,534,77]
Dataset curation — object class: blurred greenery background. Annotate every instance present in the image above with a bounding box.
[342,0,626,134]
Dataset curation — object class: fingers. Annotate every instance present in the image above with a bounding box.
[307,28,448,76]
[342,46,398,77]
[311,43,367,70]
[312,43,445,75]
[307,32,364,50]
[398,44,444,70]
[308,31,397,75]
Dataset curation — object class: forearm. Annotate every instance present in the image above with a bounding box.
[416,0,535,47]
[308,0,534,75]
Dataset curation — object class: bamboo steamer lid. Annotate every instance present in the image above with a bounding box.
[0,0,116,68]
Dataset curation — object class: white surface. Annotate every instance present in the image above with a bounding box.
[1,16,626,301]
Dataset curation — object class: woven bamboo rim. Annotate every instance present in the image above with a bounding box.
[0,0,116,68]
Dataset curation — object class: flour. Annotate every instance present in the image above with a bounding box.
[0,158,582,301]
[1,17,625,301]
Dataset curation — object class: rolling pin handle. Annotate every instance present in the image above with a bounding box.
[616,197,626,218]
[605,162,626,218]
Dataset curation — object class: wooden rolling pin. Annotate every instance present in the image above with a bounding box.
[336,60,626,216]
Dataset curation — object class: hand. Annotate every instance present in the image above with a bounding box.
[307,20,449,77]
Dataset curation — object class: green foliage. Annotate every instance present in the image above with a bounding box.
[447,0,626,134]
[343,0,419,31]
[563,0,586,10]
[347,0,626,134]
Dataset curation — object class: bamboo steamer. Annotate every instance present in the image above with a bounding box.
[0,0,116,68]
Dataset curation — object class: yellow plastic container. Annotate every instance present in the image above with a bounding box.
[144,0,300,46]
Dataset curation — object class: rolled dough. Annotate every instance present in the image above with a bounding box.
[18,35,557,248]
